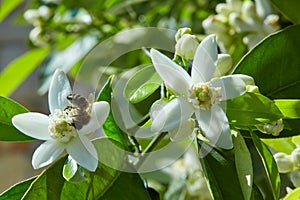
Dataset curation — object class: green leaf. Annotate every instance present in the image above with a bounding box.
[234,25,300,99]
[97,76,134,151]
[22,138,150,200]
[0,47,50,96]
[271,0,300,24]
[0,0,23,22]
[0,96,34,141]
[251,132,280,199]
[233,131,253,200]
[262,137,296,154]
[0,177,35,200]
[63,156,88,183]
[198,140,244,200]
[274,100,300,119]
[38,35,98,95]
[225,92,283,126]
[124,64,162,104]
[282,187,300,200]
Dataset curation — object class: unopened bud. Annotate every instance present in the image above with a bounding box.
[214,54,232,76]
[256,119,284,136]
[38,6,51,21]
[175,27,192,42]
[175,34,199,60]
[24,9,40,26]
[292,148,300,167]
[274,152,294,173]
[290,170,300,187]
[241,1,257,18]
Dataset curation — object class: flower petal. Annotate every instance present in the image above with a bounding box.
[169,118,195,142]
[196,105,233,149]
[79,101,110,135]
[211,75,246,101]
[12,112,51,140]
[151,97,194,132]
[48,69,72,113]
[66,137,98,171]
[150,48,192,96]
[32,140,65,169]
[192,34,218,83]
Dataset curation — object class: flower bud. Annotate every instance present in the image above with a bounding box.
[255,0,272,19]
[241,1,257,18]
[290,170,300,187]
[202,16,228,34]
[38,6,51,21]
[263,14,280,33]
[216,3,231,16]
[273,152,294,173]
[24,9,40,26]
[175,27,192,42]
[229,13,253,33]
[214,54,232,76]
[292,147,300,167]
[256,119,284,136]
[175,34,199,60]
[29,27,49,47]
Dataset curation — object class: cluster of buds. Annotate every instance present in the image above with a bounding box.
[24,2,92,47]
[202,0,280,52]
[174,28,233,76]
[274,137,300,187]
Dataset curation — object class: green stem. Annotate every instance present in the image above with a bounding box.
[135,132,168,168]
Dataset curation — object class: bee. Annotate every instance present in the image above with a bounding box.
[65,93,94,130]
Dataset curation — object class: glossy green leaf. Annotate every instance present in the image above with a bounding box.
[233,131,253,200]
[274,100,300,119]
[225,92,283,126]
[262,137,296,154]
[271,0,300,24]
[63,156,88,183]
[234,25,300,99]
[0,96,34,141]
[0,47,50,96]
[0,177,35,200]
[124,64,162,103]
[97,76,134,151]
[0,0,23,22]
[198,140,244,200]
[282,187,300,200]
[38,35,98,95]
[251,132,280,199]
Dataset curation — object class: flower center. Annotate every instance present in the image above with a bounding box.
[188,82,222,110]
[48,109,77,143]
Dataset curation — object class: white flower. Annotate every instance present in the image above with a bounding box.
[12,69,110,171]
[150,34,247,149]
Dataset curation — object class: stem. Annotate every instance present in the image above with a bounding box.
[135,132,168,168]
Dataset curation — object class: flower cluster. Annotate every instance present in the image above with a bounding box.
[12,69,110,171]
[274,137,300,187]
[202,0,280,52]
[150,34,252,149]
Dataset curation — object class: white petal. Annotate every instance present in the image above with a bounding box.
[150,49,192,96]
[32,140,65,169]
[211,75,246,101]
[79,101,110,135]
[169,119,195,142]
[192,34,218,83]
[48,69,72,113]
[66,137,98,171]
[151,97,194,132]
[196,105,233,149]
[12,112,51,140]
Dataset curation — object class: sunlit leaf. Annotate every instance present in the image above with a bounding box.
[233,131,253,200]
[0,0,23,22]
[125,64,162,104]
[198,140,244,200]
[225,92,283,126]
[282,187,300,200]
[262,137,296,154]
[271,0,300,24]
[0,47,50,96]
[251,132,280,199]
[0,177,35,200]
[274,100,300,119]
[234,25,300,99]
[0,96,33,141]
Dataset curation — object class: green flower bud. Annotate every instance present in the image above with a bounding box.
[175,34,199,60]
[175,27,192,42]
[274,152,294,173]
[292,148,300,167]
[290,170,300,187]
